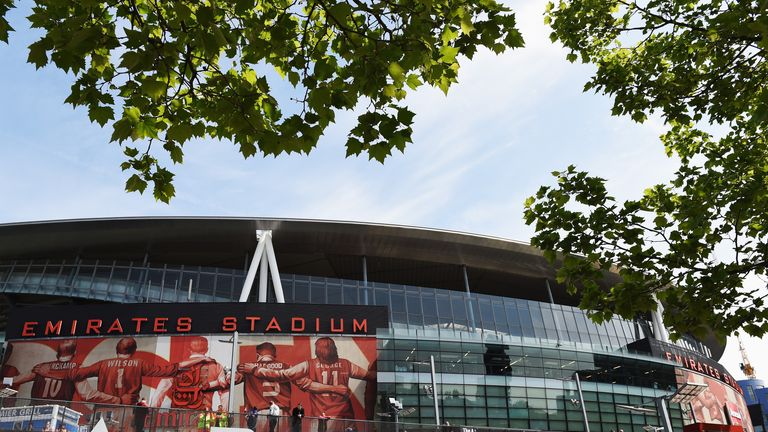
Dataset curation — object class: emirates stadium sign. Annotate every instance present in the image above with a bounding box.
[5,302,389,339]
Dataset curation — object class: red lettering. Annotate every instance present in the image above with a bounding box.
[86,319,102,335]
[291,317,305,332]
[352,319,367,333]
[45,321,62,336]
[70,320,77,335]
[22,321,37,337]
[265,317,282,332]
[674,354,682,365]
[177,317,192,332]
[222,317,237,332]
[315,318,320,332]
[154,318,168,333]
[107,319,124,334]
[665,352,673,361]
[132,317,148,332]
[246,316,261,331]
[330,318,344,333]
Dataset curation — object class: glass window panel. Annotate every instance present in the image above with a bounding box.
[436,294,452,318]
[451,296,467,320]
[406,294,421,315]
[421,294,437,316]
[374,289,388,307]
[529,305,545,327]
[294,280,309,303]
[343,283,358,305]
[479,299,493,321]
[391,292,406,313]
[311,282,326,304]
[327,283,342,304]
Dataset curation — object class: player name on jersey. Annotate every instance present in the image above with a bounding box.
[6,302,389,339]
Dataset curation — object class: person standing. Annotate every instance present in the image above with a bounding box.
[268,401,281,432]
[134,397,149,432]
[291,403,304,432]
[216,404,230,428]
[246,407,259,432]
[198,408,214,432]
[317,412,330,432]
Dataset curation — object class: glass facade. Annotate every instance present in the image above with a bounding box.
[374,333,684,430]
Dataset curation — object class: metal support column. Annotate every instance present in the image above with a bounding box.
[430,355,440,425]
[574,372,590,432]
[264,233,285,303]
[656,397,673,432]
[545,279,555,304]
[258,248,268,303]
[362,256,369,305]
[238,232,268,302]
[651,295,670,343]
[462,265,476,331]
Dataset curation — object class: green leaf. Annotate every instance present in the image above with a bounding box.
[166,123,195,143]
[27,40,49,69]
[388,62,405,83]
[125,174,148,193]
[141,79,167,100]
[88,105,114,126]
[405,74,422,90]
[439,45,460,63]
[124,107,141,123]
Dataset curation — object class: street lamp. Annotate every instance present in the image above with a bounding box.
[409,356,440,426]
[615,382,708,432]
[571,372,591,432]
[218,333,242,414]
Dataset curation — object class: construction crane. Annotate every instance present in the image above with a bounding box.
[738,336,757,379]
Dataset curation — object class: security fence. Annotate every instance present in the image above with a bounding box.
[0,397,546,432]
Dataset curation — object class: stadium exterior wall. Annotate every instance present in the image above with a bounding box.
[0,218,748,432]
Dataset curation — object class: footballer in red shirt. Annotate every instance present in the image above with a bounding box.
[150,336,228,410]
[236,342,293,412]
[19,340,125,404]
[243,337,375,419]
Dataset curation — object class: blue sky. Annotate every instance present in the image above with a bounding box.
[0,1,764,379]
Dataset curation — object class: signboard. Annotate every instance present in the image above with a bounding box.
[0,405,81,432]
[6,303,389,339]
[628,338,741,392]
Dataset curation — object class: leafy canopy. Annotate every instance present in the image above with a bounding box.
[0,0,523,201]
[527,0,768,340]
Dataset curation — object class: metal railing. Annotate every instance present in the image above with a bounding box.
[0,397,547,432]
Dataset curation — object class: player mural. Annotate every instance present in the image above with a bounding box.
[677,369,753,431]
[1,334,377,423]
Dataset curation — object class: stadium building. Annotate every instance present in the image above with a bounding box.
[0,218,753,432]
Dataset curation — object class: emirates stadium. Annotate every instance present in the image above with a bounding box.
[0,218,753,432]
